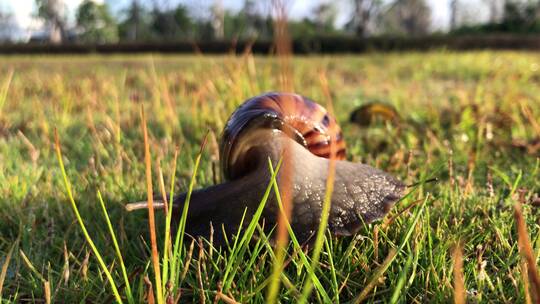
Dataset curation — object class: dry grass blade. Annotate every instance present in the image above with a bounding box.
[521,261,532,304]
[144,276,156,304]
[20,249,51,303]
[298,71,338,303]
[44,281,51,304]
[81,250,90,281]
[267,3,295,295]
[215,292,240,304]
[272,0,293,92]
[17,130,40,163]
[373,226,379,263]
[519,101,540,137]
[452,243,465,304]
[62,241,70,285]
[0,242,16,299]
[382,199,423,229]
[181,239,195,283]
[19,250,46,282]
[514,202,540,302]
[141,105,163,304]
[197,238,206,304]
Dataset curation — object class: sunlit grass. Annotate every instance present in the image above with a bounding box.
[0,51,539,302]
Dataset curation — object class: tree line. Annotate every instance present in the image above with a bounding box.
[1,0,539,44]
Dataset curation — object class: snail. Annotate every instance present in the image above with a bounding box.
[129,92,405,245]
[349,101,400,127]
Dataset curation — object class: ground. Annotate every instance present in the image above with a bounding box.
[0,52,539,302]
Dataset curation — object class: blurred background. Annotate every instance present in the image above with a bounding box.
[1,1,540,303]
[0,0,539,52]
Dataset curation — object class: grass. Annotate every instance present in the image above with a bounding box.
[0,51,539,302]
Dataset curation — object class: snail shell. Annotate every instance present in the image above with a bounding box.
[349,101,400,127]
[220,92,346,180]
[171,92,405,245]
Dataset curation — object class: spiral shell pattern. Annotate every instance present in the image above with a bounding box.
[220,92,346,180]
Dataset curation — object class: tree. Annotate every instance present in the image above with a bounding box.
[172,5,194,37]
[379,0,432,36]
[118,0,152,41]
[240,0,273,39]
[450,1,486,29]
[221,1,268,39]
[150,4,193,40]
[345,0,382,37]
[451,0,540,34]
[312,2,337,32]
[0,9,18,42]
[501,0,540,31]
[151,7,178,39]
[35,0,66,43]
[450,0,458,30]
[211,1,224,39]
[483,0,504,22]
[76,0,118,43]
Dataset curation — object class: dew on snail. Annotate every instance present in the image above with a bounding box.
[162,92,405,244]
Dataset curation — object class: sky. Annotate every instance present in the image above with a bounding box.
[0,0,489,35]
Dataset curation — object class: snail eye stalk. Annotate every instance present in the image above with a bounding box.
[406,177,439,188]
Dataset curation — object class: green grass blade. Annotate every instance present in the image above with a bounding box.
[490,166,512,188]
[222,158,283,291]
[354,195,428,303]
[324,236,339,303]
[162,149,178,293]
[266,159,331,303]
[172,134,207,289]
[510,170,522,197]
[0,241,16,301]
[97,191,134,304]
[54,130,123,304]
[390,247,414,303]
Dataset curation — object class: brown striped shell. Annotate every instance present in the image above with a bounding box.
[220,92,346,180]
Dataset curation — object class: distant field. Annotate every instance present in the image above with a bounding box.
[0,52,539,302]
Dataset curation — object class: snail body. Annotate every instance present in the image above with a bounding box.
[171,92,405,245]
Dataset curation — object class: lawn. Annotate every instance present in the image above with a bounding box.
[0,52,539,303]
